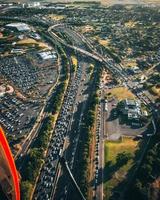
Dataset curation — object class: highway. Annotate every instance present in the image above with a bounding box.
[49,24,159,112]
[46,24,159,200]
[53,61,91,200]
[33,59,91,200]
[0,15,158,200]
[48,24,128,82]
[97,94,106,200]
[17,22,158,200]
[0,17,156,108]
[59,157,86,200]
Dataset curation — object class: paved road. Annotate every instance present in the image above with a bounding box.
[48,25,129,83]
[47,25,159,200]
[0,16,158,200]
[50,24,160,200]
[53,61,91,200]
[95,99,105,200]
[33,58,91,200]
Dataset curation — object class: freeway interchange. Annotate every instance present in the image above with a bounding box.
[34,24,158,200]
[2,15,158,200]
[32,24,157,200]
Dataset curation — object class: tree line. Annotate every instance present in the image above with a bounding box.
[20,47,69,200]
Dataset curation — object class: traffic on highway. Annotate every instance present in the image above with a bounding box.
[33,59,90,200]
[0,4,159,200]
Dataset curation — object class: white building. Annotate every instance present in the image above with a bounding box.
[38,51,57,61]
[6,23,31,32]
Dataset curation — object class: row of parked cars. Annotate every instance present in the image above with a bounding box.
[0,94,39,136]
[0,95,25,133]
[94,103,101,194]
[34,65,83,200]
[0,56,38,93]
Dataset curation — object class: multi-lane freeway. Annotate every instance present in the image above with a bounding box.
[0,13,159,200]
[33,23,159,200]
[1,15,157,199]
[33,59,91,200]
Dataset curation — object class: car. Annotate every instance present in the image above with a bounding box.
[147,134,153,137]
[136,135,143,139]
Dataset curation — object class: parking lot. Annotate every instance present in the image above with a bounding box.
[0,49,58,149]
[0,93,40,137]
[0,54,58,97]
[105,98,148,140]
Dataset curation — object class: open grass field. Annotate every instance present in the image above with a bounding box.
[124,20,137,28]
[98,38,111,47]
[108,87,136,101]
[151,86,160,97]
[71,56,78,66]
[16,38,49,49]
[81,25,94,33]
[122,59,137,67]
[143,0,160,3]
[104,137,139,199]
[71,56,78,71]
[48,14,66,21]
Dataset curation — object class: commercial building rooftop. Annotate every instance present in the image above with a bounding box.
[6,23,31,32]
[120,99,143,120]
[38,51,57,61]
[125,99,141,107]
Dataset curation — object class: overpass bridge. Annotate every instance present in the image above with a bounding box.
[48,25,127,81]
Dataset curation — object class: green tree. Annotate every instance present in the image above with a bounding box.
[116,152,132,167]
[21,181,33,200]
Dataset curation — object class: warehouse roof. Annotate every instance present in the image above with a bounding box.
[6,23,31,32]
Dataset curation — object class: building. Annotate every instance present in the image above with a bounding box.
[0,127,20,200]
[38,51,57,61]
[105,100,108,111]
[6,23,31,32]
[27,2,40,8]
[120,99,142,121]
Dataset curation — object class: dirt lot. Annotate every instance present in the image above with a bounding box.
[106,87,136,101]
